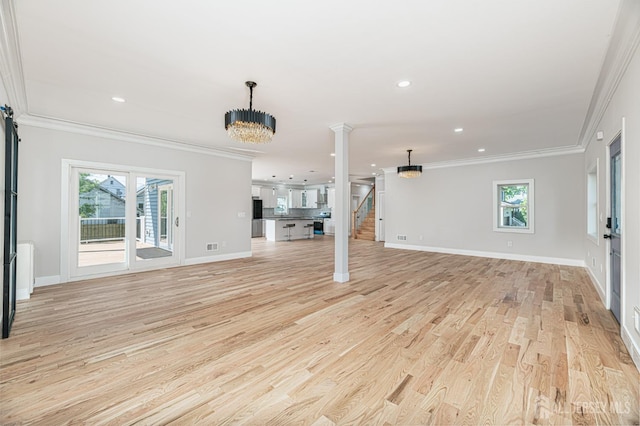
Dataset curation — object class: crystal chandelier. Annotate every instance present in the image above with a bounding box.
[397,149,422,178]
[225,81,276,144]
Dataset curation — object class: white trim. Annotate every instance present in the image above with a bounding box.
[333,272,350,283]
[585,264,606,306]
[34,275,61,287]
[382,145,583,174]
[60,160,72,282]
[0,1,28,114]
[586,158,600,245]
[184,251,252,266]
[18,113,253,162]
[16,288,30,301]
[622,325,640,372]
[579,0,640,149]
[384,243,585,267]
[620,117,627,338]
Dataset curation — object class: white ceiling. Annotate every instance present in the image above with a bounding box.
[12,0,621,185]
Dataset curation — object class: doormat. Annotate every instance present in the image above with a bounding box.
[136,247,172,259]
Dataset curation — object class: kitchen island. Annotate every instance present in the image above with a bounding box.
[264,218,315,241]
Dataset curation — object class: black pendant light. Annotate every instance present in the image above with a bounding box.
[224,81,276,144]
[397,149,422,178]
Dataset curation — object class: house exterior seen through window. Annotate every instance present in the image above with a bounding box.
[493,179,534,234]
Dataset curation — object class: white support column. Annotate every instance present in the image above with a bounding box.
[330,123,353,283]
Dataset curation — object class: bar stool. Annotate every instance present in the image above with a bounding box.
[283,223,295,241]
[304,223,313,239]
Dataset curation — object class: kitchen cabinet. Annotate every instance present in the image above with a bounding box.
[304,189,318,208]
[251,185,261,197]
[288,189,302,208]
[260,187,276,208]
[264,219,315,241]
[323,218,335,235]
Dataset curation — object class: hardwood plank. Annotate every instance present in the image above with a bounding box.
[0,236,638,424]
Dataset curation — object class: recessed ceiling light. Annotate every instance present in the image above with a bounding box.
[370,163,376,167]
[454,127,464,133]
[111,96,126,103]
[397,80,411,88]
[330,153,336,157]
[372,172,377,175]
[478,148,486,152]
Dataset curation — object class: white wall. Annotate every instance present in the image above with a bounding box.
[17,125,252,283]
[584,40,640,368]
[385,153,585,264]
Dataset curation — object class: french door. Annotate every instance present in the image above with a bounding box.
[63,161,183,281]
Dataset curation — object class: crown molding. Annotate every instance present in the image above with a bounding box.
[18,113,253,162]
[0,0,28,114]
[578,0,640,148]
[329,123,354,133]
[382,145,584,174]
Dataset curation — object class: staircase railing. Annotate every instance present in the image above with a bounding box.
[352,186,375,239]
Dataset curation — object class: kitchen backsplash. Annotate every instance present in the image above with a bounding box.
[263,208,330,217]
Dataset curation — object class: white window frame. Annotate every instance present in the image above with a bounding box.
[493,179,535,234]
[586,159,599,244]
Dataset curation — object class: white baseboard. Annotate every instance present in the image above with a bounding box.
[16,288,31,300]
[383,243,586,267]
[622,325,640,372]
[333,272,350,283]
[585,266,607,306]
[184,251,252,266]
[35,275,61,287]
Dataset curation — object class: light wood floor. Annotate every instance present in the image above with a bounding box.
[1,237,638,425]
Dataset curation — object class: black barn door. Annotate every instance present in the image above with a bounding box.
[2,105,19,338]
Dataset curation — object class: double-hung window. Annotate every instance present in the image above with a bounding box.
[493,179,534,233]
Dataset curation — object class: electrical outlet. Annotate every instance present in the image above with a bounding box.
[419,235,423,241]
[206,242,219,251]
[397,235,407,241]
[507,240,513,247]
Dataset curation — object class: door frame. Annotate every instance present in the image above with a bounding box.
[376,191,385,242]
[61,159,185,282]
[157,183,174,251]
[605,119,626,326]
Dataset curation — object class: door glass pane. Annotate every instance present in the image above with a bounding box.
[78,173,127,267]
[612,153,621,234]
[136,177,174,261]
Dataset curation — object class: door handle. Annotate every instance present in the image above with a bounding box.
[603,234,611,239]
[175,217,179,227]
